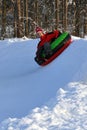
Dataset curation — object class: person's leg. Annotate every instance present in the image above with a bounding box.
[36,46,44,59]
[35,46,45,63]
[44,42,52,58]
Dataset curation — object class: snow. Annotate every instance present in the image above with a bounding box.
[0,36,87,130]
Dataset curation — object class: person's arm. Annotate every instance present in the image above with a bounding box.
[53,30,61,38]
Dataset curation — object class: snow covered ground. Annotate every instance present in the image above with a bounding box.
[0,36,87,130]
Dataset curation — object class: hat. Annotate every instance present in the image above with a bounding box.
[36,27,43,33]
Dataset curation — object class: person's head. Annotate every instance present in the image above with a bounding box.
[35,27,44,37]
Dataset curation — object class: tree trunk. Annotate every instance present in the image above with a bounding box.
[84,10,87,36]
[24,0,29,37]
[1,0,6,38]
[74,2,80,37]
[62,0,67,31]
[55,0,59,29]
[13,0,17,37]
[17,0,22,37]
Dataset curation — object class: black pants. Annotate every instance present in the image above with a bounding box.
[37,42,52,59]
[44,42,51,56]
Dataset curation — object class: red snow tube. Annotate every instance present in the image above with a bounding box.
[41,38,72,66]
[34,32,72,66]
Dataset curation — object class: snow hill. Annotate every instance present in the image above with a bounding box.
[0,36,87,130]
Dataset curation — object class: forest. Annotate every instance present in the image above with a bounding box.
[0,0,87,39]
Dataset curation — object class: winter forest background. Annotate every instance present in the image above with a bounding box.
[0,0,87,39]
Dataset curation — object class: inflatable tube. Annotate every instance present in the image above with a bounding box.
[34,32,72,66]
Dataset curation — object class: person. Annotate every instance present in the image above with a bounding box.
[35,26,61,60]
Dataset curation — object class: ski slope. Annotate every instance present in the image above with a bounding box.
[0,36,87,130]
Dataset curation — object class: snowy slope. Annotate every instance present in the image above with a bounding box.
[0,37,87,130]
